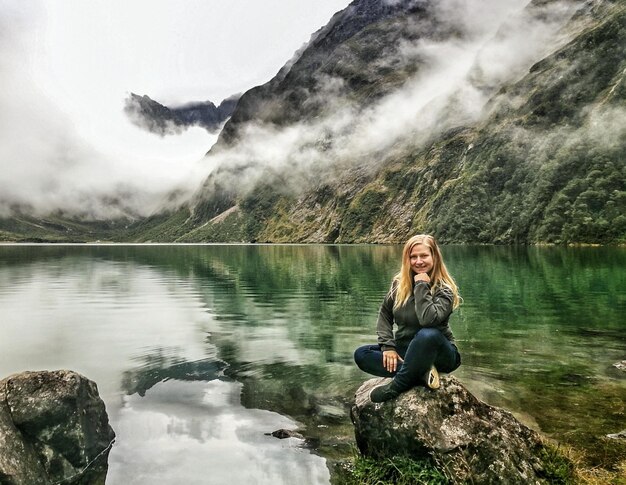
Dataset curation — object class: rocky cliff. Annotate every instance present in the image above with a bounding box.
[124,92,239,135]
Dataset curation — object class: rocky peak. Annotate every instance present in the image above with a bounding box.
[124,92,240,136]
[309,0,429,52]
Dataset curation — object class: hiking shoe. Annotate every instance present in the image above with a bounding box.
[425,366,440,389]
[369,381,402,403]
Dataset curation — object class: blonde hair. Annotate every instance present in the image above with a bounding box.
[392,234,461,310]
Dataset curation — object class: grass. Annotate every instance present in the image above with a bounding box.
[331,441,626,485]
[333,454,448,485]
[539,444,577,484]
[560,443,626,485]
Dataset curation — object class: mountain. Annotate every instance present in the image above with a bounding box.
[0,213,131,243]
[133,0,624,244]
[1,0,624,244]
[124,93,240,135]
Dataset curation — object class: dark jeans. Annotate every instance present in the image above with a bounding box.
[354,327,461,391]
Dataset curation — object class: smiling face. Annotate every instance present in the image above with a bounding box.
[409,243,434,275]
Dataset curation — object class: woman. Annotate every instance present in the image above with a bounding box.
[354,234,461,403]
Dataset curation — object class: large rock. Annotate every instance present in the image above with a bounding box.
[0,370,115,485]
[351,376,551,485]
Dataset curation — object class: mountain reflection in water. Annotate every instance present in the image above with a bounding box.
[0,244,624,482]
[108,379,329,485]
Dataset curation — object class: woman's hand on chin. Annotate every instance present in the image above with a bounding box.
[414,273,431,283]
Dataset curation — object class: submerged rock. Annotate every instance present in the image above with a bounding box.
[266,428,304,440]
[351,376,552,484]
[612,360,626,372]
[0,370,115,485]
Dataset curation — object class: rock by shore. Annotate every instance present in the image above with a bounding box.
[612,360,626,372]
[351,376,558,484]
[0,370,115,485]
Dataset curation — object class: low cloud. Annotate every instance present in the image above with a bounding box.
[585,106,626,149]
[0,0,590,220]
[0,3,216,219]
[190,0,585,205]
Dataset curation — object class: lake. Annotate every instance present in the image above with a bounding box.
[0,244,624,483]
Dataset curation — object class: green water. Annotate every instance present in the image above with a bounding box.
[0,244,624,481]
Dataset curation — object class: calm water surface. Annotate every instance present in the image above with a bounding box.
[0,245,624,483]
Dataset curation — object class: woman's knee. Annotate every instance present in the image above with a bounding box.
[353,345,369,368]
[413,327,445,345]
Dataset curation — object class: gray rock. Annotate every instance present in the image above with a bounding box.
[124,92,239,136]
[351,376,550,485]
[265,428,304,440]
[606,430,626,441]
[0,370,115,485]
[612,360,626,372]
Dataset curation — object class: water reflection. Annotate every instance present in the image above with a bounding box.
[108,379,329,485]
[0,248,331,484]
[0,244,624,477]
[121,349,227,397]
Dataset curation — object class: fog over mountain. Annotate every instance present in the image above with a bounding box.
[192,0,580,200]
[0,0,350,220]
[169,0,623,245]
[124,93,241,136]
[1,0,624,243]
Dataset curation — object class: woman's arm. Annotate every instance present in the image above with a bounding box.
[413,281,453,326]
[376,289,396,350]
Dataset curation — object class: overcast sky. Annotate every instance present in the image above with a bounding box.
[0,0,351,217]
[36,0,352,105]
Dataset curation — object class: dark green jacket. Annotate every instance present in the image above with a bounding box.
[377,280,455,351]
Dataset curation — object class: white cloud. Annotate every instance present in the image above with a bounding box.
[0,0,591,220]
[192,0,585,205]
[0,0,351,218]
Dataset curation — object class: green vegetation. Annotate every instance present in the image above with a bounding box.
[334,454,448,485]
[126,208,194,242]
[538,444,577,485]
[341,187,388,240]
[0,214,132,242]
[1,3,624,245]
[181,209,246,242]
[334,444,577,485]
[239,182,286,242]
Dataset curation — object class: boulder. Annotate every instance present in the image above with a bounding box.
[265,428,304,439]
[351,376,551,485]
[0,370,115,485]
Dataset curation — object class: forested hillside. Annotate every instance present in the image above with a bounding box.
[132,0,624,244]
[2,0,624,244]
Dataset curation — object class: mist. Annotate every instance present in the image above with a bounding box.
[191,0,586,204]
[0,2,220,219]
[0,0,350,219]
[0,0,594,220]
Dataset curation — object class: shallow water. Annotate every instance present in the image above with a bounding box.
[0,244,624,482]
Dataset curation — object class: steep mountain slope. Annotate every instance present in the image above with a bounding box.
[2,0,622,244]
[138,0,624,244]
[431,2,626,244]
[215,0,441,145]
